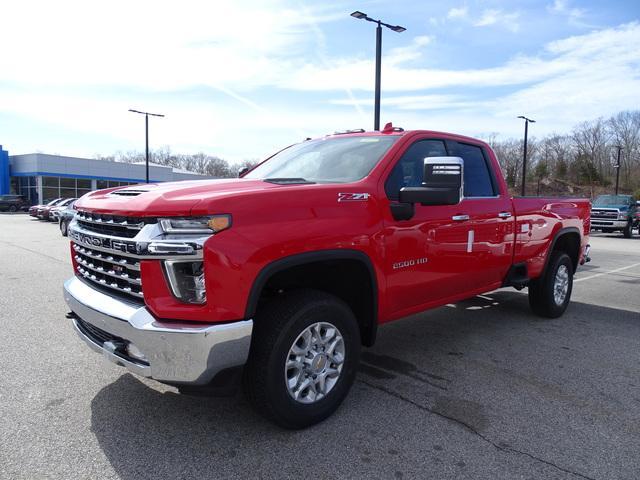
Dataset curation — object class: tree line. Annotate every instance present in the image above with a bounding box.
[487,110,640,198]
[96,109,640,198]
[95,147,258,178]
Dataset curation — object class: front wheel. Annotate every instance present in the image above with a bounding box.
[623,221,633,238]
[243,289,360,429]
[60,219,69,237]
[528,252,574,318]
[8,205,17,212]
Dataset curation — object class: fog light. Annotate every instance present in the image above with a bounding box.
[126,342,148,362]
[164,260,206,304]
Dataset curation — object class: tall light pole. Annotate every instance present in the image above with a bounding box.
[128,109,165,183]
[614,145,623,195]
[518,115,536,196]
[351,11,406,131]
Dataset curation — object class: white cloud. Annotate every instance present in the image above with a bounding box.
[548,0,586,23]
[0,0,339,92]
[473,9,520,32]
[447,6,468,19]
[287,22,640,139]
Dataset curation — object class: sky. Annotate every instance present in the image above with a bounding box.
[1,0,639,163]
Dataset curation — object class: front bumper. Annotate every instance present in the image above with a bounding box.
[63,277,253,385]
[591,219,628,229]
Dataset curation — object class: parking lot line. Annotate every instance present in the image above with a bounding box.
[574,262,640,283]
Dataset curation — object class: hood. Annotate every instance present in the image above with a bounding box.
[74,178,287,217]
[592,205,627,211]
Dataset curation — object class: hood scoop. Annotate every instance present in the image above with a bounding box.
[109,187,156,197]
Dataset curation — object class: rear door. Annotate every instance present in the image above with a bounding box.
[445,140,514,289]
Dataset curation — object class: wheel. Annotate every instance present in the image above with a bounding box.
[8,205,17,212]
[243,289,360,429]
[528,251,573,318]
[623,221,633,238]
[60,219,69,237]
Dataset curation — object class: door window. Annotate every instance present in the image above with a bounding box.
[448,142,497,197]
[385,140,447,199]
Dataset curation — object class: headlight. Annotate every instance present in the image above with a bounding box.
[619,213,628,220]
[164,260,206,304]
[159,215,232,234]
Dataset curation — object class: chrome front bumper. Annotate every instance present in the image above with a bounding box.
[591,219,628,228]
[63,277,253,385]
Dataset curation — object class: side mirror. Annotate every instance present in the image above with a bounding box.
[399,157,463,206]
[238,166,250,178]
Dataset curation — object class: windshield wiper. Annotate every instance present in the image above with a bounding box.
[264,178,316,185]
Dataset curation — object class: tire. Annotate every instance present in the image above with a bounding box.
[623,221,633,238]
[60,219,69,237]
[8,205,17,213]
[528,251,573,318]
[243,289,361,429]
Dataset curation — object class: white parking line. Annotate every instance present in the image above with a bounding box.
[575,262,640,283]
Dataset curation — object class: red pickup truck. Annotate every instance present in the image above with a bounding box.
[63,126,591,428]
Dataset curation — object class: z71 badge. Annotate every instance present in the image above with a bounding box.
[338,193,370,202]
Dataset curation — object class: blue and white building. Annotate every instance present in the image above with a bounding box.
[0,145,211,204]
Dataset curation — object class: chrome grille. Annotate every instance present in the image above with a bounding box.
[75,211,154,238]
[590,209,618,219]
[73,243,143,300]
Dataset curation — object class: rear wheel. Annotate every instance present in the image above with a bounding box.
[623,221,633,238]
[528,252,573,318]
[8,205,17,212]
[243,289,360,429]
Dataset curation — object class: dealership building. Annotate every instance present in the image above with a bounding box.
[0,145,211,204]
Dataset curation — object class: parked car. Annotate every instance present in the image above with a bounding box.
[0,194,28,212]
[50,198,77,222]
[58,201,77,236]
[38,198,69,220]
[64,126,591,428]
[590,194,638,238]
[30,198,62,218]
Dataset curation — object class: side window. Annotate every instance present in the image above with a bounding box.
[449,142,496,197]
[385,140,447,199]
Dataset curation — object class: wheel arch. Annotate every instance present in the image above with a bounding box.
[245,249,379,347]
[542,227,581,276]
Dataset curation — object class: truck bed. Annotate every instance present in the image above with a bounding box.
[511,197,591,279]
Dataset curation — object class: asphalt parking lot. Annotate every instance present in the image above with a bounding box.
[1,214,639,480]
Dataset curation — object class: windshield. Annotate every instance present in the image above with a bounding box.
[244,136,398,183]
[593,195,632,206]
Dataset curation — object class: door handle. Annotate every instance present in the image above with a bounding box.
[498,211,512,219]
[452,214,470,222]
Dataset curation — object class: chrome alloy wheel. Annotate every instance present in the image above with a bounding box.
[553,264,570,305]
[285,322,345,404]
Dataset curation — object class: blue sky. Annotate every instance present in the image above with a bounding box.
[1,0,639,163]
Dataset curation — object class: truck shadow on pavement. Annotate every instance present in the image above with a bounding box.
[90,291,640,480]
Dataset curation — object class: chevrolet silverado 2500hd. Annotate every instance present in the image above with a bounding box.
[63,126,591,428]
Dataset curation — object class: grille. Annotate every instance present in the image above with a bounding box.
[591,209,618,219]
[73,243,144,300]
[75,318,149,366]
[75,211,153,238]
[76,317,123,345]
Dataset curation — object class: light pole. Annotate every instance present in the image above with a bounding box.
[351,11,406,131]
[614,145,623,195]
[128,109,165,183]
[518,115,536,196]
